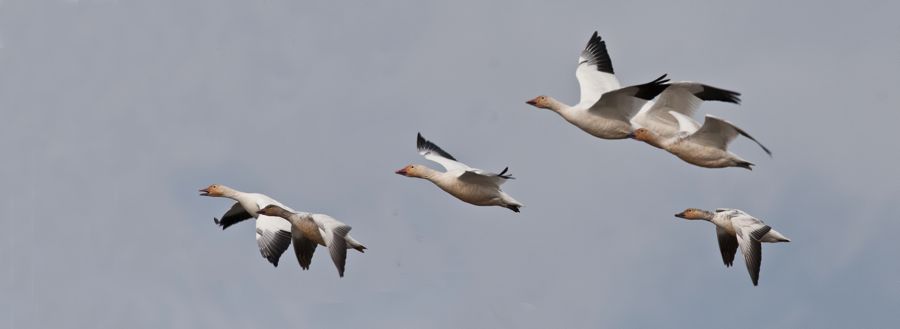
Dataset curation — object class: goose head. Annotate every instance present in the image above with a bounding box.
[199,184,231,197]
[257,204,289,217]
[631,128,664,148]
[675,208,712,220]
[525,95,560,111]
[395,164,428,178]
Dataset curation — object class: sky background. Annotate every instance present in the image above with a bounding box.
[1,0,899,328]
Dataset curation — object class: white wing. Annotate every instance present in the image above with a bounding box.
[254,198,293,267]
[458,166,514,187]
[310,214,352,277]
[587,75,670,121]
[731,213,771,286]
[668,111,702,134]
[574,31,622,108]
[685,115,772,155]
[417,133,470,172]
[632,82,740,135]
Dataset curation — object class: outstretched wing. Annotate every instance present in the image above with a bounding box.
[214,202,252,230]
[254,199,292,267]
[588,74,670,121]
[458,166,515,187]
[575,31,622,108]
[310,214,353,278]
[290,226,318,270]
[715,226,739,267]
[685,115,771,155]
[417,133,470,172]
[732,214,772,286]
[634,82,740,134]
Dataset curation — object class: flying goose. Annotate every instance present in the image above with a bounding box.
[199,184,294,267]
[632,112,771,169]
[676,208,790,286]
[257,205,366,277]
[395,133,523,212]
[525,31,670,139]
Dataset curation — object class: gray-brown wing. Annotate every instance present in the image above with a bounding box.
[214,202,252,230]
[735,225,771,286]
[291,228,318,270]
[328,226,351,278]
[716,226,739,267]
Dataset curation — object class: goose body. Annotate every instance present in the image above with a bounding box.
[676,208,790,286]
[396,133,523,212]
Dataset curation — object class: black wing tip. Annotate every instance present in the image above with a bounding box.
[696,85,742,104]
[582,31,614,74]
[497,166,514,179]
[213,217,232,230]
[633,74,671,100]
[416,132,457,161]
[506,205,521,213]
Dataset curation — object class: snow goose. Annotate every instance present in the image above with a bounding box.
[675,208,790,286]
[525,31,670,139]
[257,205,365,277]
[632,112,771,169]
[630,82,742,143]
[199,184,294,267]
[395,133,523,212]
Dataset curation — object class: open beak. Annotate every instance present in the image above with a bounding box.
[199,188,210,196]
[395,168,408,176]
[525,98,538,106]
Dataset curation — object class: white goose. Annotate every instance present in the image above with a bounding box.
[630,82,742,143]
[256,204,365,277]
[525,31,670,139]
[632,112,771,169]
[395,133,523,212]
[676,208,790,286]
[200,184,294,266]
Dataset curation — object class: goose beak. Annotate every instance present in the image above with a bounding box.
[199,188,210,196]
[626,132,636,139]
[395,168,408,176]
[674,212,686,218]
[525,98,538,106]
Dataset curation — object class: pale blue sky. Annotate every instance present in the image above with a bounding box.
[1,0,899,328]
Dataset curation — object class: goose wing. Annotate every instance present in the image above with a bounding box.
[685,115,771,155]
[254,199,293,267]
[574,31,622,108]
[732,214,772,286]
[634,82,740,133]
[214,202,253,229]
[310,214,353,278]
[458,166,515,187]
[417,133,470,172]
[587,74,670,121]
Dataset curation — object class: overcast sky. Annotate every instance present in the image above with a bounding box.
[2,0,899,328]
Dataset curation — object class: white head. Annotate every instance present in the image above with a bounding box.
[394,164,432,179]
[525,95,562,111]
[199,184,236,197]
